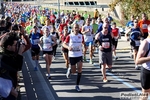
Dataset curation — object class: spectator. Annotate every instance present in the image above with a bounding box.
[94,9,99,20]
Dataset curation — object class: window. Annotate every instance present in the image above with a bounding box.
[90,1,97,5]
[85,2,90,5]
[64,2,67,5]
[69,2,74,5]
[79,2,84,5]
[74,2,79,5]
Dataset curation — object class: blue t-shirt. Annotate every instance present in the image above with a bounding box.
[96,23,112,34]
[126,21,134,28]
[29,32,42,48]
[130,28,141,40]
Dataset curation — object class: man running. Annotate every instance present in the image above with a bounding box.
[126,19,142,70]
[29,26,42,71]
[136,25,150,100]
[96,23,115,82]
[81,18,94,64]
[63,24,85,92]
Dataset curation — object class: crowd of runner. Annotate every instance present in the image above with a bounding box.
[0,2,150,100]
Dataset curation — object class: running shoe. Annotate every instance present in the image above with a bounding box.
[66,68,71,78]
[89,60,93,64]
[34,67,38,71]
[103,78,108,83]
[47,76,51,80]
[75,85,82,92]
[106,68,112,72]
[135,65,140,70]
[114,57,118,61]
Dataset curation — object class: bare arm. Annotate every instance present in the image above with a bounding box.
[52,36,57,46]
[136,40,150,64]
[81,26,89,35]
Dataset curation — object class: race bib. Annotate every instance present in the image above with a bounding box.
[142,24,148,29]
[33,39,39,45]
[43,44,52,49]
[72,46,80,52]
[102,42,110,48]
[135,40,140,46]
[86,33,91,36]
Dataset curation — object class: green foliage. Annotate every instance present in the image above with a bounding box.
[109,0,150,20]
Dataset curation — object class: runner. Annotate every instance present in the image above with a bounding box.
[40,27,56,79]
[136,25,150,100]
[111,22,120,60]
[96,23,115,82]
[126,19,142,70]
[138,13,150,39]
[81,18,94,64]
[125,15,134,41]
[29,26,42,71]
[91,18,99,53]
[50,26,59,60]
[63,24,85,92]
[60,26,69,68]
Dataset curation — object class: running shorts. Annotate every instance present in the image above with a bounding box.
[141,67,150,90]
[69,56,83,65]
[99,51,112,65]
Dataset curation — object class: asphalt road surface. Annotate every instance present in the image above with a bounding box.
[19,37,147,100]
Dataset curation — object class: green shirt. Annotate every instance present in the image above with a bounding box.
[83,14,88,20]
[92,23,98,34]
[25,26,33,34]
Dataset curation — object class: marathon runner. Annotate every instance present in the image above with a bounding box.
[63,24,85,92]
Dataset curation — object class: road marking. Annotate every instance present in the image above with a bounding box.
[94,65,141,93]
[26,50,55,100]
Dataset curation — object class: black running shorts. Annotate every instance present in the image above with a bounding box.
[69,56,83,65]
[141,67,150,90]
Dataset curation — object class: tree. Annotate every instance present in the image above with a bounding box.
[109,0,150,23]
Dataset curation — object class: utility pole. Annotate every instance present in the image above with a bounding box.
[58,0,60,17]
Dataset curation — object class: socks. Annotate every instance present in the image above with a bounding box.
[76,73,82,85]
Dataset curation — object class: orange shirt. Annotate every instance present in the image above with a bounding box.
[138,20,150,33]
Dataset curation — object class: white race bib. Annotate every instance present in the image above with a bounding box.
[135,40,140,46]
[142,24,148,29]
[72,46,80,52]
[33,39,39,45]
[102,42,110,48]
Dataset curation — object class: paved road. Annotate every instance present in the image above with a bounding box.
[19,36,145,100]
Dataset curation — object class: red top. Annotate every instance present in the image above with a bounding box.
[50,15,56,23]
[59,23,67,33]
[112,28,119,37]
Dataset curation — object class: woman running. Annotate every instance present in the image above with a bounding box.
[50,26,59,60]
[40,27,56,79]
[60,26,69,69]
